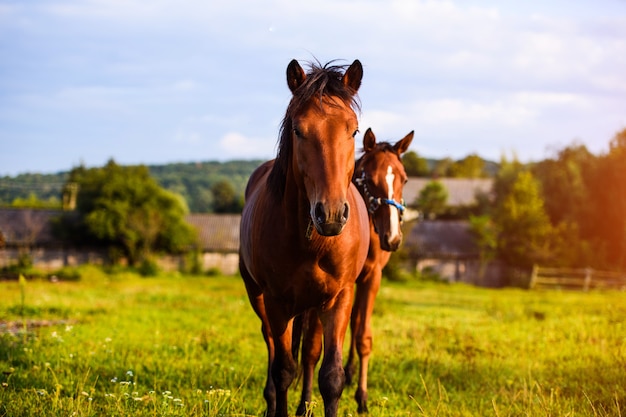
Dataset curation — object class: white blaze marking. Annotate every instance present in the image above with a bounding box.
[386,165,400,241]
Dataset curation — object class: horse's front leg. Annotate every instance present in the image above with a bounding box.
[350,266,382,413]
[296,310,323,416]
[318,287,354,417]
[266,302,297,417]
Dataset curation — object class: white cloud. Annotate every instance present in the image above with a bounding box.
[219,132,275,160]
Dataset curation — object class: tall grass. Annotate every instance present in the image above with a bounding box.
[1,266,625,416]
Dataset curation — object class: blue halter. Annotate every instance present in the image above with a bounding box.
[354,169,406,218]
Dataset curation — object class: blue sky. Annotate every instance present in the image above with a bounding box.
[1,0,625,176]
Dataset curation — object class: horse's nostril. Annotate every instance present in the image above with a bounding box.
[315,202,326,224]
[342,203,349,223]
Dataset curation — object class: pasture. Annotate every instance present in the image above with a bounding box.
[1,267,625,416]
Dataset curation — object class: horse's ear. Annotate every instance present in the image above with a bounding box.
[342,59,363,92]
[363,128,376,152]
[287,59,306,93]
[394,131,414,155]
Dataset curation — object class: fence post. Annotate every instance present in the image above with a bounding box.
[529,264,538,289]
[583,267,592,291]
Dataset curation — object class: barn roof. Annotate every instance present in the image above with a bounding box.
[403,178,493,207]
[404,220,479,258]
[0,208,241,253]
[185,213,240,252]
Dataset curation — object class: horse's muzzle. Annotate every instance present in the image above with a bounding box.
[381,234,402,252]
[313,201,349,236]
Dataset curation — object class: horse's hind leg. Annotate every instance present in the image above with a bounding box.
[344,300,359,386]
[296,311,323,416]
[240,262,277,416]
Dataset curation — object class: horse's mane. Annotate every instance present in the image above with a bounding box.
[267,61,362,199]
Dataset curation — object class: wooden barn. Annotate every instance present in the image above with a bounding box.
[184,213,240,275]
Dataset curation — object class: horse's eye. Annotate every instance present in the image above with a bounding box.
[293,127,302,138]
[352,129,359,138]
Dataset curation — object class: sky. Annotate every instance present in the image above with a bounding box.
[1,0,626,176]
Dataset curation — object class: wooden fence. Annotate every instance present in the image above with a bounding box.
[529,265,626,291]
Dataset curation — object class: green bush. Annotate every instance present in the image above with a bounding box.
[205,267,222,277]
[52,267,82,282]
[137,258,160,277]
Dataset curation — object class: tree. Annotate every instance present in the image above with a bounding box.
[448,154,487,178]
[585,128,626,270]
[402,151,430,177]
[211,179,243,213]
[416,180,448,219]
[432,157,454,178]
[494,170,552,269]
[531,144,596,267]
[469,214,498,279]
[532,144,594,228]
[491,154,527,215]
[11,193,62,209]
[62,160,197,266]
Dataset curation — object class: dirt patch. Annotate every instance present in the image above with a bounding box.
[0,319,76,336]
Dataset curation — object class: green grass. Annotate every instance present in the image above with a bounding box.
[1,266,625,416]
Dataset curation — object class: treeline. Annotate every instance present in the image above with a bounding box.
[403,152,499,178]
[468,129,626,272]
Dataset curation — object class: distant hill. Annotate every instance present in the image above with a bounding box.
[0,172,68,206]
[0,157,499,212]
[0,160,265,213]
[147,160,264,212]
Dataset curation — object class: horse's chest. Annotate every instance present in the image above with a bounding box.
[255,243,347,308]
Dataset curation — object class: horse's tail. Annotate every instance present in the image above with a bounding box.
[291,309,319,377]
[291,311,305,367]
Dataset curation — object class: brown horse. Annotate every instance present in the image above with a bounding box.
[239,59,370,417]
[346,127,414,412]
[295,128,414,415]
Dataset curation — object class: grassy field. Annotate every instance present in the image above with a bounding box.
[1,266,625,416]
